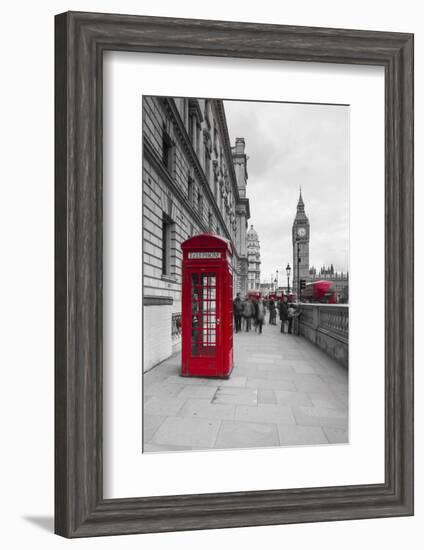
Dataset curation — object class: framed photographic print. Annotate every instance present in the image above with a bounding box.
[55,11,414,537]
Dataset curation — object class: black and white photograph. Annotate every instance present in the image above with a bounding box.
[142,96,349,452]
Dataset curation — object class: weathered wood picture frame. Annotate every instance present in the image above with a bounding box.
[55,11,414,538]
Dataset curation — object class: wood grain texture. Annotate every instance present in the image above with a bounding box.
[54,11,414,538]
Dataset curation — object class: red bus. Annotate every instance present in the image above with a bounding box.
[301,280,337,304]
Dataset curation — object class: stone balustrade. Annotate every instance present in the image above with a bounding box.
[297,304,349,368]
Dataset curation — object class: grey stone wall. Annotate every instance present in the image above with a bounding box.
[298,304,349,368]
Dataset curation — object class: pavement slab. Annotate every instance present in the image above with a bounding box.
[323,379,349,395]
[206,376,248,388]
[323,426,349,444]
[163,375,210,386]
[333,392,349,406]
[312,363,349,380]
[177,386,218,400]
[246,356,275,364]
[308,392,347,410]
[212,386,258,406]
[143,414,166,442]
[261,368,297,379]
[144,382,184,399]
[291,362,317,374]
[257,389,278,405]
[246,377,296,391]
[248,353,285,360]
[215,420,279,449]
[178,398,235,420]
[151,416,221,448]
[291,374,332,393]
[256,362,294,371]
[145,396,185,417]
[235,404,295,425]
[277,425,329,446]
[275,390,313,407]
[292,405,348,428]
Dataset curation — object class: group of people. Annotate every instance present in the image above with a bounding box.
[233,294,301,335]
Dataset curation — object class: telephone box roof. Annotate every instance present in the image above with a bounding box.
[181,233,233,255]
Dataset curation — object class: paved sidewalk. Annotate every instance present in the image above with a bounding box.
[143,323,348,452]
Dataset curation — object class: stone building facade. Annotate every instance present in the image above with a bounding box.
[247,225,261,291]
[142,96,250,371]
[292,190,310,293]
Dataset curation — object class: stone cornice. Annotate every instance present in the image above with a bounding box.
[188,98,203,123]
[214,100,243,204]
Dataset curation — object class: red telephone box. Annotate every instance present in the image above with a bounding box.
[181,234,234,378]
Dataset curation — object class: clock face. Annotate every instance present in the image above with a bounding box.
[297,227,307,238]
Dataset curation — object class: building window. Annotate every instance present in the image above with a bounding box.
[162,213,173,277]
[162,130,173,173]
[188,176,194,204]
[196,123,201,155]
[208,211,213,232]
[189,115,194,143]
[204,150,210,183]
[182,98,188,128]
[198,191,203,217]
[204,99,211,129]
[213,126,218,154]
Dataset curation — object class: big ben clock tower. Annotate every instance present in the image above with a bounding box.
[292,189,310,294]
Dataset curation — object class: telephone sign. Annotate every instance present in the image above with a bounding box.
[188,251,221,259]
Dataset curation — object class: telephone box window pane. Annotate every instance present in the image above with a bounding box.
[191,271,217,357]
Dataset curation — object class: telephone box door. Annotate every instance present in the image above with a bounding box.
[184,268,221,376]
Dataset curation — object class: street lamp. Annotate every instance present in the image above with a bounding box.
[275,270,279,293]
[286,263,291,294]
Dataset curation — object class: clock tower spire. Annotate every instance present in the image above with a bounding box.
[292,188,310,295]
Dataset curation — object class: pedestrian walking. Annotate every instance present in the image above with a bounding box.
[255,297,265,334]
[242,296,255,332]
[191,289,200,345]
[233,292,243,333]
[269,299,277,325]
[287,303,301,334]
[279,297,289,333]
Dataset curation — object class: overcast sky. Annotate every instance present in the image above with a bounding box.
[224,100,349,284]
